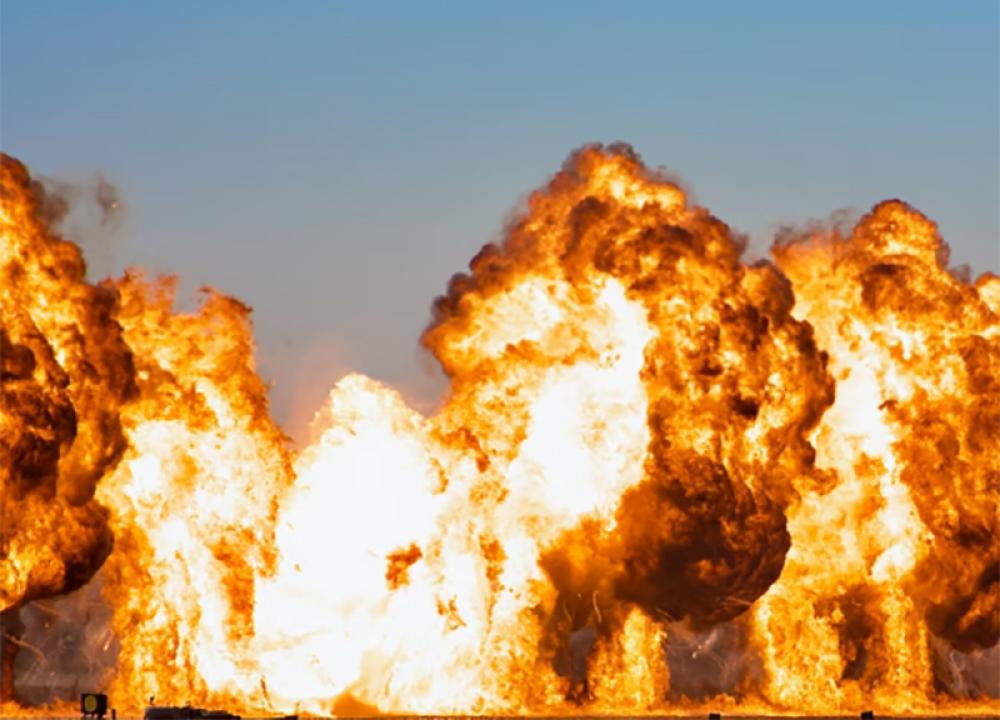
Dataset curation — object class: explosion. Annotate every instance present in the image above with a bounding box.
[0,146,997,716]
[754,205,1000,711]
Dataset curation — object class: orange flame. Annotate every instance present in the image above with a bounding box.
[1,146,997,716]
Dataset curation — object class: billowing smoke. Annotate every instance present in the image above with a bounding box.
[1,154,135,703]
[0,155,135,611]
[425,145,833,662]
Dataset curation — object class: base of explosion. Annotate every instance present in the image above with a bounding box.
[80,692,299,720]
[76,691,884,720]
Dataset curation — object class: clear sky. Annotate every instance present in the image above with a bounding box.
[2,1,998,440]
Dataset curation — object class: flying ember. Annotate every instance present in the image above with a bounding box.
[0,145,997,717]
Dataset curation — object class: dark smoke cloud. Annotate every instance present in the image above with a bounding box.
[611,448,789,627]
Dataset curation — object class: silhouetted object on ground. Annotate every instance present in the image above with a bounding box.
[80,692,108,718]
[143,705,240,720]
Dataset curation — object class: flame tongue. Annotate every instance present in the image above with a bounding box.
[1,148,998,715]
[94,272,294,706]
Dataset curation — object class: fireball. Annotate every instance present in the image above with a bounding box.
[1,146,996,716]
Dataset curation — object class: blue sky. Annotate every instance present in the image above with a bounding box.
[2,1,997,439]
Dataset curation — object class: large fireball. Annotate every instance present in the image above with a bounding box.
[1,146,996,716]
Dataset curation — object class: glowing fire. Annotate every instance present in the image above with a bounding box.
[1,146,997,716]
